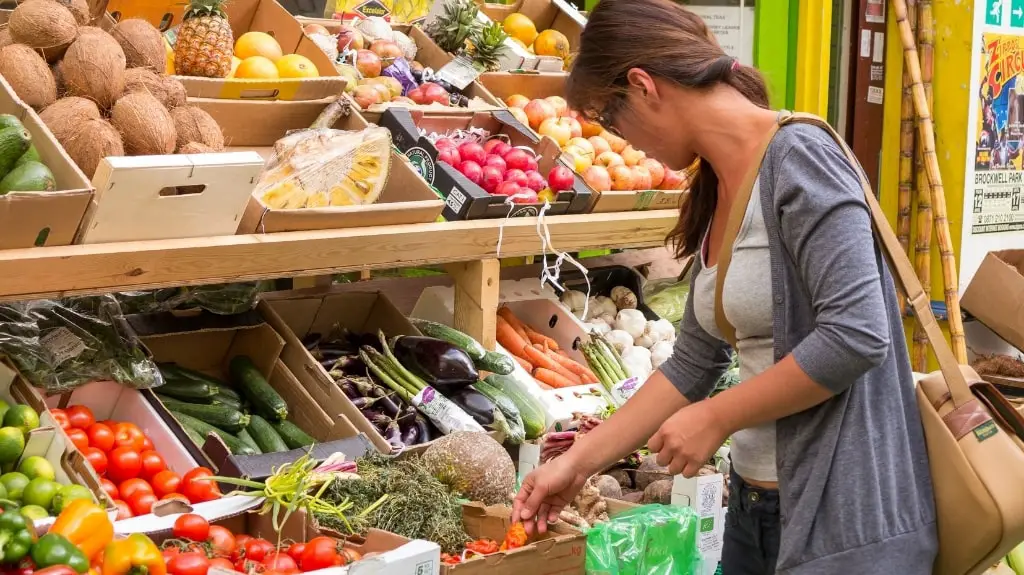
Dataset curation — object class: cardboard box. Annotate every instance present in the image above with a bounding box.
[672,474,725,574]
[108,0,346,101]
[127,310,367,479]
[380,108,592,220]
[962,250,1024,353]
[191,98,444,234]
[0,76,93,249]
[258,291,421,455]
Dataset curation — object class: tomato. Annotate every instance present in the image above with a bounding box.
[284,544,305,562]
[173,513,210,542]
[161,493,189,503]
[231,535,253,561]
[207,525,236,558]
[64,428,89,451]
[242,539,274,563]
[167,552,210,575]
[208,558,234,572]
[340,549,361,564]
[107,447,142,482]
[118,478,152,502]
[261,553,297,573]
[66,405,96,429]
[163,547,181,563]
[86,423,115,452]
[234,559,263,574]
[139,450,167,479]
[50,410,71,432]
[150,470,181,497]
[99,478,119,501]
[111,422,146,452]
[181,468,221,503]
[113,499,133,520]
[83,447,108,476]
[141,436,155,452]
[126,490,157,516]
[298,537,342,572]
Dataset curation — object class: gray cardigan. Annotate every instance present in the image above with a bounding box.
[660,124,938,574]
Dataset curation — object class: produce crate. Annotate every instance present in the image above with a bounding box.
[0,76,93,249]
[108,0,346,101]
[962,250,1024,354]
[191,98,445,234]
[127,310,363,480]
[379,107,592,220]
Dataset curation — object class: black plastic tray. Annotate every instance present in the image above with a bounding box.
[547,265,661,321]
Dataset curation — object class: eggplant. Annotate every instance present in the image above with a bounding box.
[448,387,514,438]
[302,333,322,350]
[415,415,432,444]
[391,336,478,391]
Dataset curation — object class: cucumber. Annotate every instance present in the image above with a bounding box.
[0,161,55,194]
[14,145,39,167]
[236,429,262,454]
[171,411,257,455]
[229,356,288,421]
[155,380,218,402]
[473,380,525,445]
[211,391,243,411]
[476,351,515,375]
[210,384,242,403]
[247,414,289,453]
[0,126,32,179]
[272,420,315,449]
[484,374,546,439]
[157,395,250,433]
[409,319,486,360]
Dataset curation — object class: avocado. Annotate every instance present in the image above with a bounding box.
[0,127,31,180]
[0,161,55,195]
[0,115,24,132]
[14,146,40,168]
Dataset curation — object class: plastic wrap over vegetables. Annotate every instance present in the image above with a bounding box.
[381,57,418,96]
[0,295,163,393]
[255,126,392,210]
[585,504,704,575]
[115,281,269,315]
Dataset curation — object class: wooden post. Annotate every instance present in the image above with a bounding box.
[445,259,501,350]
[292,275,333,289]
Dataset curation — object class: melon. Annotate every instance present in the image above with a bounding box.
[8,0,79,62]
[61,29,126,109]
[110,92,176,156]
[421,432,515,505]
[0,44,57,109]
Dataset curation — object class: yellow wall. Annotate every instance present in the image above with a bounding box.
[879,0,973,369]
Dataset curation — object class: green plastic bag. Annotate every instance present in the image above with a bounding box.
[585,504,704,575]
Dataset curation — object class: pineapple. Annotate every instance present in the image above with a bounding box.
[425,0,481,55]
[468,21,509,72]
[174,0,234,78]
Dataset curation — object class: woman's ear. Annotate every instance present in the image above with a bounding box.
[626,67,658,100]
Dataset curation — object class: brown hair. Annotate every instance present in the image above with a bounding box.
[566,0,771,257]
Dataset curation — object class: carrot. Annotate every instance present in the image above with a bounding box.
[496,316,530,355]
[525,327,560,350]
[521,345,582,385]
[513,355,534,372]
[534,367,577,389]
[497,307,530,339]
[545,349,599,383]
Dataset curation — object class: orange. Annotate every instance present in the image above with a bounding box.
[234,31,283,61]
[275,54,319,78]
[534,29,570,61]
[502,13,538,47]
[234,56,279,79]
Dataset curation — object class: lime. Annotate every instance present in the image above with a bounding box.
[0,400,10,426]
[0,428,25,464]
[51,484,93,513]
[0,481,8,500]
[0,472,29,500]
[18,456,54,481]
[21,477,58,509]
[18,504,48,522]
[3,406,38,437]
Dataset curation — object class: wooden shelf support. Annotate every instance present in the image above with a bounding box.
[445,259,501,350]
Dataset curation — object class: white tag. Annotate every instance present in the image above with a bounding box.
[39,327,87,366]
[610,376,643,406]
[412,386,485,434]
[434,56,481,90]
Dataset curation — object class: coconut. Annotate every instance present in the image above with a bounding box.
[122,67,184,109]
[170,106,223,152]
[61,0,90,25]
[160,76,186,109]
[111,19,165,71]
[0,44,56,109]
[8,0,78,62]
[179,141,215,154]
[421,432,515,505]
[59,118,123,178]
[61,30,126,109]
[39,97,100,139]
[0,29,12,50]
[110,92,175,156]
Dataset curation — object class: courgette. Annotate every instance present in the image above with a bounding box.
[272,420,315,449]
[171,411,256,455]
[155,380,217,402]
[236,429,262,454]
[211,391,243,411]
[409,319,486,360]
[247,414,289,453]
[476,351,515,375]
[157,395,250,433]
[473,380,525,445]
[484,374,546,439]
[229,356,288,421]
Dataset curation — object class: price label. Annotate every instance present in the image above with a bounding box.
[412,386,484,433]
[434,56,481,91]
[40,327,86,366]
[610,376,642,406]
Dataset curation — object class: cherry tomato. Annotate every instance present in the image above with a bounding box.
[208,558,234,572]
[113,499,133,520]
[107,447,142,482]
[261,553,297,573]
[242,539,274,563]
[340,549,361,564]
[127,491,157,516]
[141,436,155,452]
[162,547,181,563]
[207,525,236,558]
[161,493,190,504]
[298,537,342,571]
[66,405,96,429]
[231,536,253,561]
[86,423,115,452]
[167,552,210,575]
[181,468,221,503]
[234,559,263,574]
[151,470,181,497]
[139,450,166,479]
[49,409,70,430]
[111,422,146,452]
[65,428,89,451]
[83,447,108,476]
[99,478,118,501]
[284,544,305,562]
[118,478,152,501]
[173,513,210,542]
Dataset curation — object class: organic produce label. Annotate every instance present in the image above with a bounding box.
[39,327,87,366]
[435,56,481,91]
[610,376,642,406]
[412,387,484,434]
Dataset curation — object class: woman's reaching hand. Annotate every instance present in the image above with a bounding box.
[512,455,590,535]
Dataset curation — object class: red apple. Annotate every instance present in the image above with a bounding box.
[437,146,460,166]
[582,165,612,192]
[494,181,521,197]
[481,166,504,193]
[503,169,529,188]
[641,158,666,188]
[547,165,575,192]
[304,23,330,36]
[459,161,483,185]
[408,86,427,105]
[503,149,531,171]
[608,165,635,191]
[632,165,653,190]
[421,82,450,105]
[355,50,381,78]
[484,155,507,173]
[525,170,547,192]
[337,25,364,52]
[458,142,486,165]
[524,99,557,130]
[512,188,539,204]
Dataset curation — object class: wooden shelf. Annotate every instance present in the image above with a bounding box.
[0,210,677,302]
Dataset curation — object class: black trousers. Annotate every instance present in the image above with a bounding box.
[721,470,781,575]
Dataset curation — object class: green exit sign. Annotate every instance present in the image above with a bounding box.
[988,0,1004,25]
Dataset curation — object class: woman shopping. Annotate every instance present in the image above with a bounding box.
[511,1,937,573]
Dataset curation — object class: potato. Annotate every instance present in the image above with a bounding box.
[595,475,623,499]
[642,479,673,505]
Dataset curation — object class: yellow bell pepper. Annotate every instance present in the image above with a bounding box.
[101,534,165,575]
[50,500,114,561]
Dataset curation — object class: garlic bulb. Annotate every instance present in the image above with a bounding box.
[635,334,655,349]
[585,319,612,335]
[610,285,638,310]
[614,309,646,340]
[622,346,653,378]
[605,330,634,353]
[643,319,676,343]
[587,296,617,320]
[651,340,674,369]
[560,289,587,315]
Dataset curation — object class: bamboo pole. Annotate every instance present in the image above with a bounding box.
[892,0,969,364]
[911,0,934,371]
[897,0,917,319]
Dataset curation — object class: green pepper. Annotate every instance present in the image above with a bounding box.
[30,533,89,574]
[0,511,34,563]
